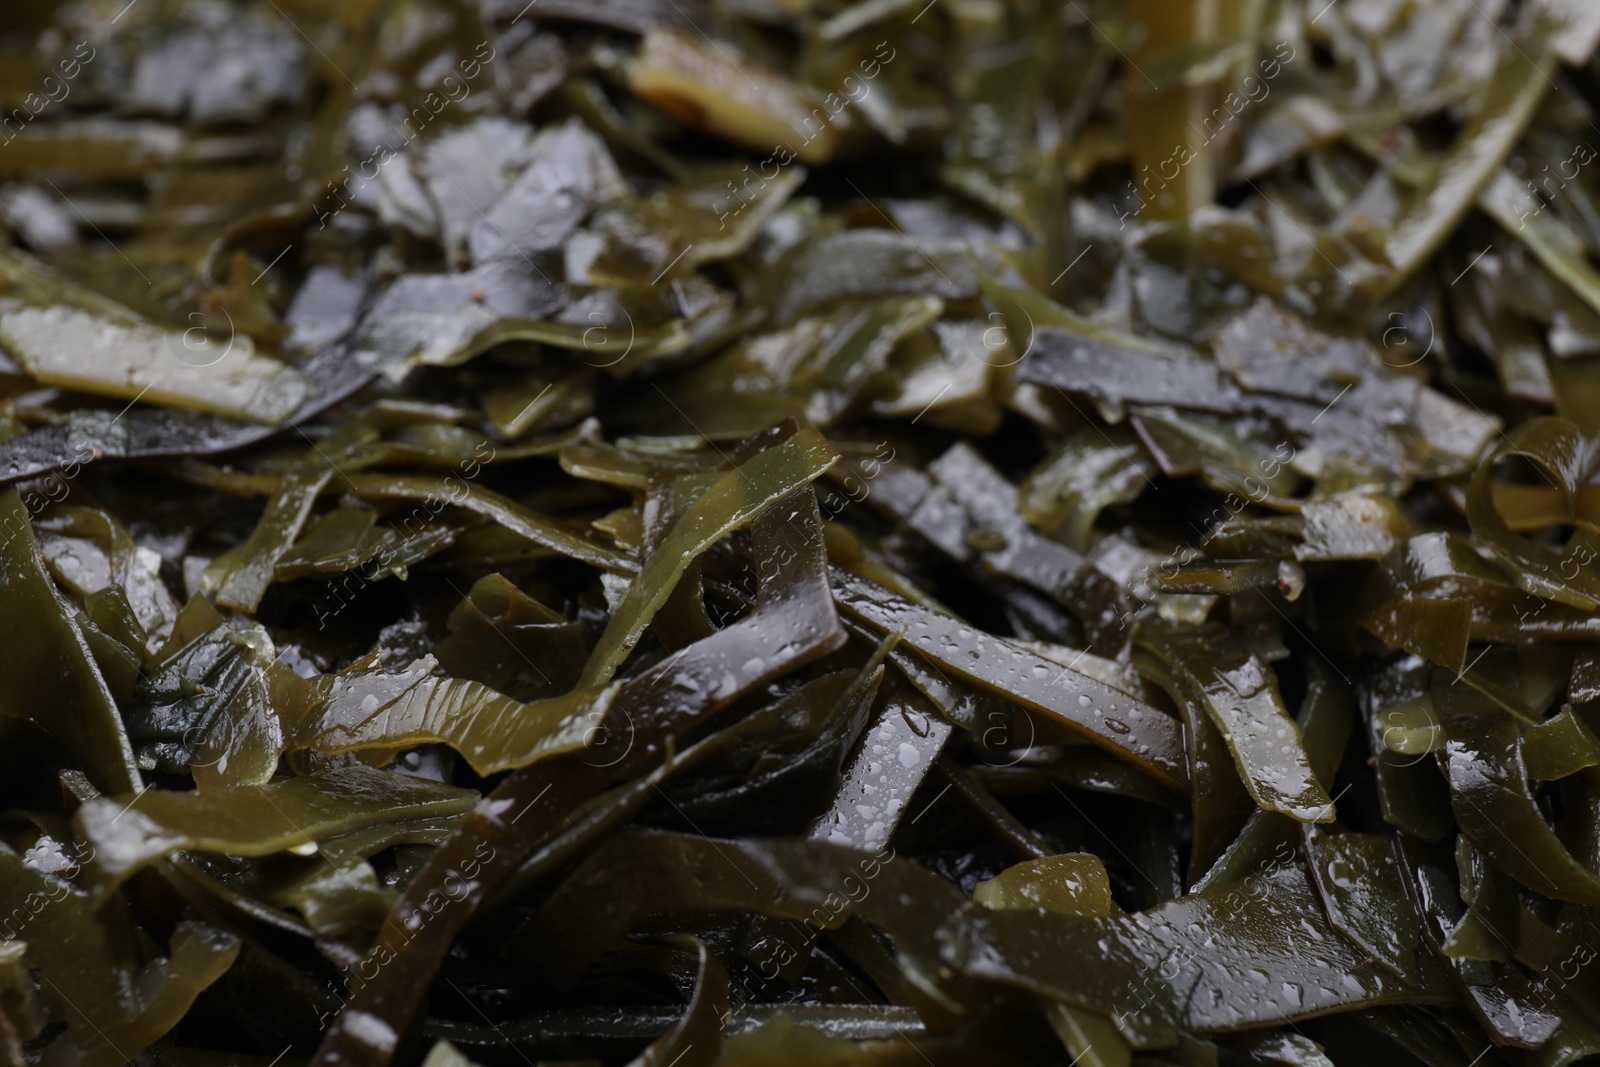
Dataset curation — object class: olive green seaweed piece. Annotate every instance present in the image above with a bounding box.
[129,620,289,789]
[625,935,730,1067]
[1524,705,1600,780]
[1189,657,1350,894]
[0,250,310,424]
[298,654,620,776]
[1,846,240,1067]
[831,567,1189,794]
[434,572,591,700]
[1438,707,1600,907]
[1134,639,1255,883]
[944,858,1454,1047]
[73,763,479,899]
[1480,168,1600,322]
[1140,620,1335,823]
[522,829,968,1004]
[1302,828,1424,983]
[341,472,635,575]
[1382,26,1555,290]
[205,467,333,611]
[1361,531,1600,654]
[1466,417,1600,609]
[420,1041,485,1067]
[1020,426,1157,553]
[313,471,846,1067]
[577,426,839,686]
[973,853,1115,916]
[10,1,1600,1062]
[1042,1000,1134,1067]
[629,27,845,165]
[0,488,140,795]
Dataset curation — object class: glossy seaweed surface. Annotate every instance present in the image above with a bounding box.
[3,1,1600,1065]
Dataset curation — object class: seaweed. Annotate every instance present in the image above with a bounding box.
[1,2,1599,1065]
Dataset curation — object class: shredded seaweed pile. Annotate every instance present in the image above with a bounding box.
[5,0,1600,1064]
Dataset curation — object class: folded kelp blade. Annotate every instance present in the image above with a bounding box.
[338,473,635,576]
[1301,828,1426,986]
[0,846,240,1067]
[626,935,730,1067]
[919,442,1131,655]
[1390,832,1590,1056]
[0,488,141,795]
[1437,701,1600,908]
[1359,532,1600,655]
[206,468,333,613]
[1138,618,1335,824]
[313,447,846,1066]
[942,854,1455,1049]
[1466,417,1600,609]
[578,427,841,686]
[294,428,840,776]
[124,617,290,789]
[830,567,1189,795]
